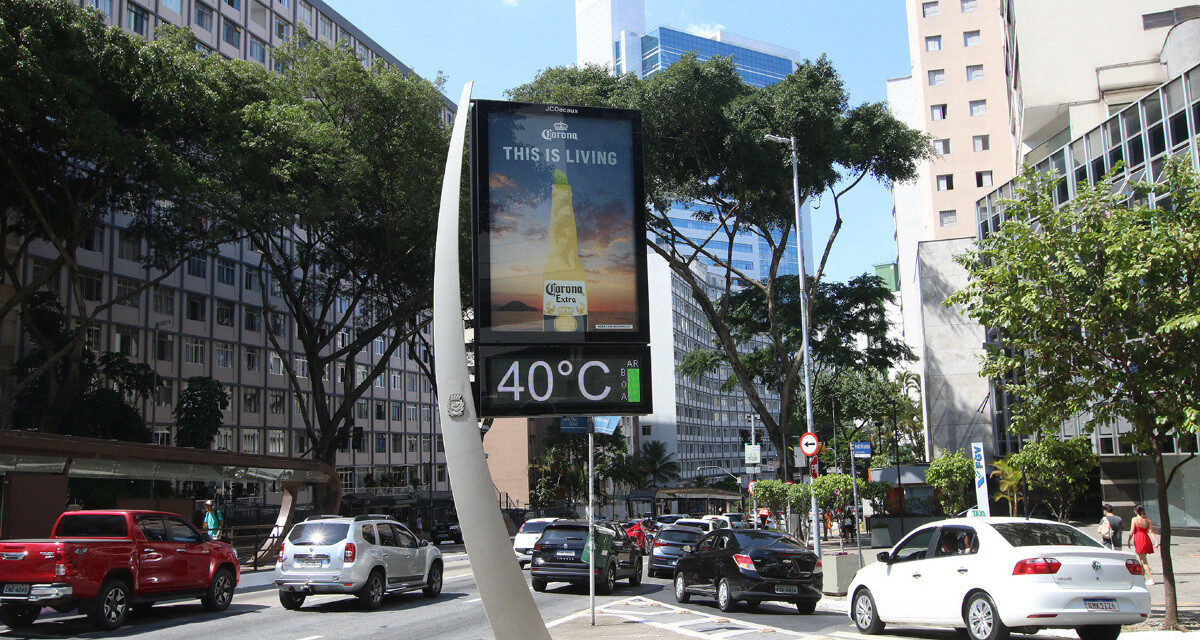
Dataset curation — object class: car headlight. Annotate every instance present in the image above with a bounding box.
[450,525,459,530]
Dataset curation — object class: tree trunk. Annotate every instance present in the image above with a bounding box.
[1150,443,1180,629]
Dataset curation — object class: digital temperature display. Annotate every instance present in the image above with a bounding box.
[478,345,652,417]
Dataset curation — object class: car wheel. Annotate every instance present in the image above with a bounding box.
[964,592,1009,640]
[796,599,817,615]
[201,567,235,612]
[717,578,738,613]
[628,559,643,586]
[674,572,691,603]
[1076,626,1122,640]
[423,562,443,598]
[597,565,616,595]
[89,579,131,630]
[279,590,306,610]
[0,604,40,628]
[853,588,885,634]
[531,578,547,592]
[357,570,386,610]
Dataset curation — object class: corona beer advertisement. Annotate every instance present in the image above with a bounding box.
[472,100,648,345]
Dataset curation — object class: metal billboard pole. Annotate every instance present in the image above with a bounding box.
[432,82,551,640]
[588,427,595,625]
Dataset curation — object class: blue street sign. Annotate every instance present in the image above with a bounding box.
[593,416,621,436]
[852,441,872,459]
[559,417,590,433]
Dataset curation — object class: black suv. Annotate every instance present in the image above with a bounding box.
[430,518,463,545]
[530,521,643,594]
[674,529,821,614]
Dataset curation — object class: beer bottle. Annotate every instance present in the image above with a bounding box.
[542,169,588,331]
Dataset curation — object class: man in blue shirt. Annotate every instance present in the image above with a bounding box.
[203,500,224,540]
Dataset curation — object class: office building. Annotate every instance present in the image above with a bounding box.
[12,0,456,503]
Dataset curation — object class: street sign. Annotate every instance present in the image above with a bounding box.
[799,432,820,457]
[852,441,872,459]
[744,444,762,465]
[809,458,819,478]
[559,417,590,433]
[471,100,650,418]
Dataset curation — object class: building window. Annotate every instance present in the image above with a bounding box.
[162,0,182,12]
[115,328,139,357]
[319,14,332,38]
[88,0,113,18]
[933,138,950,155]
[224,0,240,9]
[223,19,241,48]
[153,287,174,315]
[215,301,234,327]
[963,30,981,47]
[215,342,234,368]
[82,227,103,252]
[155,380,174,407]
[127,3,150,36]
[245,347,262,371]
[925,35,942,52]
[355,42,368,63]
[243,389,261,413]
[969,99,987,116]
[966,64,984,82]
[298,2,312,24]
[215,428,233,451]
[374,401,385,421]
[296,357,308,378]
[390,401,402,421]
[186,256,206,278]
[936,174,955,191]
[195,2,214,30]
[275,18,289,40]
[115,278,141,308]
[268,352,284,375]
[249,1,268,27]
[928,69,946,86]
[241,429,259,453]
[939,210,958,227]
[267,429,285,453]
[269,392,285,415]
[972,134,990,151]
[216,259,235,285]
[244,267,260,292]
[931,104,948,120]
[155,332,173,362]
[961,0,978,11]
[245,308,261,332]
[248,36,267,64]
[117,231,140,261]
[355,400,368,420]
[976,170,994,187]
[922,1,940,17]
[391,371,402,390]
[185,293,206,321]
[184,337,205,364]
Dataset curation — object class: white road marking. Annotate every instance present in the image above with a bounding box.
[295,635,323,640]
[464,597,482,603]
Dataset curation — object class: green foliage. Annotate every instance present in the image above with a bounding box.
[751,479,789,514]
[529,421,632,508]
[175,377,230,449]
[859,480,893,515]
[924,450,975,516]
[989,457,1025,516]
[1008,437,1098,522]
[786,482,811,515]
[507,54,927,478]
[810,473,859,511]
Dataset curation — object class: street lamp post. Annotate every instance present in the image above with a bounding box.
[764,133,820,557]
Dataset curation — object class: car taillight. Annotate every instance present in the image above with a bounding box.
[344,542,356,563]
[53,548,77,577]
[533,542,546,551]
[733,554,755,571]
[1013,557,1061,575]
[654,540,668,547]
[1126,559,1144,575]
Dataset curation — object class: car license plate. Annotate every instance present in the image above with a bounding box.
[2,584,30,596]
[296,558,323,568]
[556,550,575,558]
[775,585,799,595]
[1084,599,1118,612]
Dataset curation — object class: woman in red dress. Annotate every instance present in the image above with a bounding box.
[1128,505,1156,586]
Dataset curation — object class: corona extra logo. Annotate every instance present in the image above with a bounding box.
[542,122,578,140]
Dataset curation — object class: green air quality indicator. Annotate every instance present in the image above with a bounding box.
[626,368,640,402]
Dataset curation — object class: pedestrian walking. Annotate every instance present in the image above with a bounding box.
[1097,504,1123,550]
[203,500,225,541]
[1128,505,1157,586]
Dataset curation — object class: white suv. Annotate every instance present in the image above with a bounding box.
[275,515,443,610]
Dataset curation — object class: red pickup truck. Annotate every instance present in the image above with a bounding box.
[0,510,239,630]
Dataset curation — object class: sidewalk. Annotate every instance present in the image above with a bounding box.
[547,596,821,639]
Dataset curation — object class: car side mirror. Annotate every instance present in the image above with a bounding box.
[876,551,891,563]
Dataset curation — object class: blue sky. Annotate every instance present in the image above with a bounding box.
[326,0,913,284]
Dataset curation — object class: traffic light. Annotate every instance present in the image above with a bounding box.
[739,429,751,445]
[352,425,364,451]
[335,424,350,449]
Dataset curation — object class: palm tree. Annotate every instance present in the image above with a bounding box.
[640,440,681,488]
[989,457,1024,516]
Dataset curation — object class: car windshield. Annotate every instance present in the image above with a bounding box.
[658,529,701,544]
[519,521,552,535]
[734,530,806,550]
[288,522,350,545]
[539,527,587,546]
[55,514,128,537]
[724,514,746,523]
[991,522,1103,548]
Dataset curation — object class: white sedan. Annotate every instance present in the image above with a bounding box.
[848,517,1150,640]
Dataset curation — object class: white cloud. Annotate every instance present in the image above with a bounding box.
[685,22,724,39]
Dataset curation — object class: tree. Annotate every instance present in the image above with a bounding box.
[924,449,975,517]
[988,457,1025,516]
[810,474,858,512]
[200,37,450,480]
[175,377,230,449]
[948,161,1200,629]
[0,2,235,430]
[529,421,628,509]
[508,55,927,480]
[1008,437,1098,523]
[751,479,788,517]
[639,440,681,488]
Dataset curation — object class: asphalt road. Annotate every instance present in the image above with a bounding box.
[0,548,881,640]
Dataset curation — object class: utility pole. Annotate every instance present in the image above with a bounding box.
[749,413,758,529]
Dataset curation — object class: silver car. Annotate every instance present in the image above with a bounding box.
[274,515,443,610]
